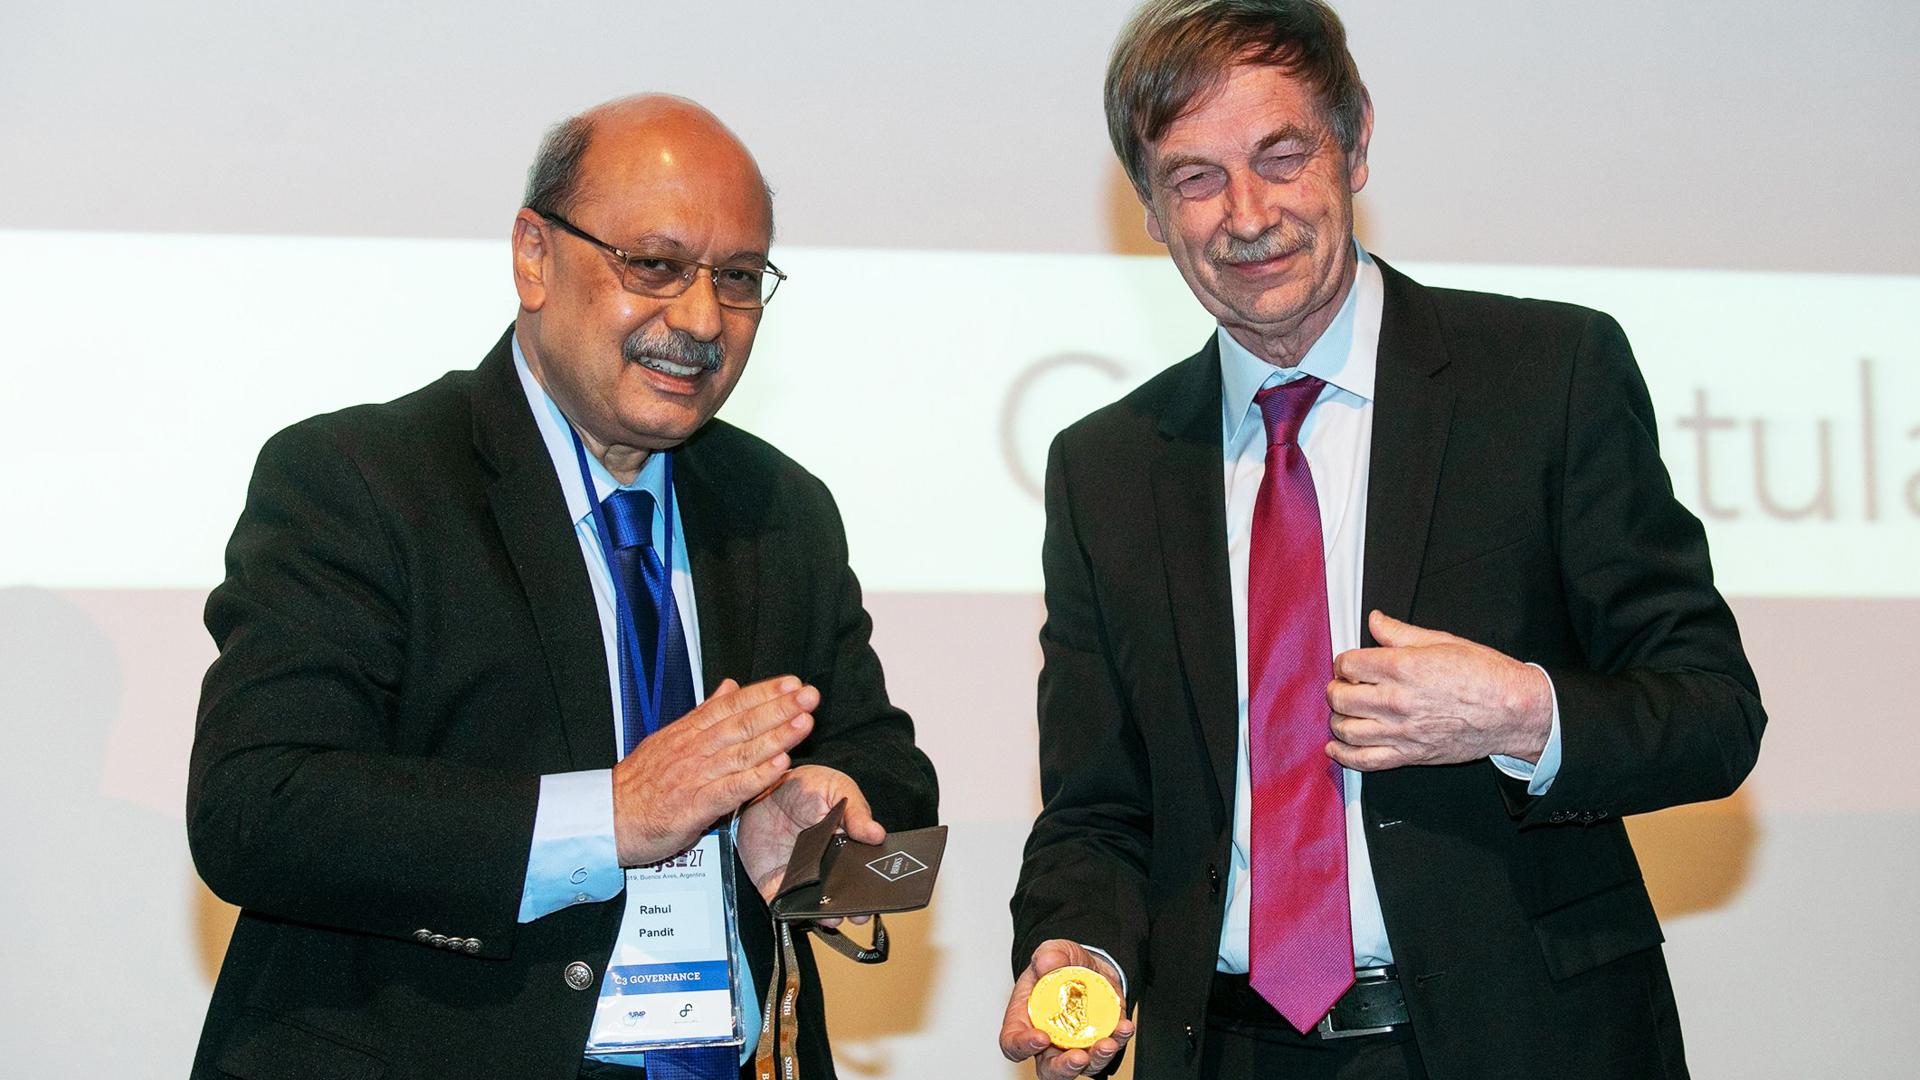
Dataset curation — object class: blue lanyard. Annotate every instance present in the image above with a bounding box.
[569,429,679,741]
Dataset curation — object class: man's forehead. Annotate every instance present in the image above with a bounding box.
[569,121,771,242]
[580,124,751,189]
[1175,61,1328,125]
[1154,62,1331,143]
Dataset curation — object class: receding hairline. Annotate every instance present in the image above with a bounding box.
[523,94,777,236]
[574,93,734,139]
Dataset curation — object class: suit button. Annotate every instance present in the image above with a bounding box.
[1207,864,1220,895]
[565,961,595,991]
[1185,1023,1197,1049]
[1549,811,1572,823]
[463,938,482,954]
[428,934,450,949]
[413,929,432,943]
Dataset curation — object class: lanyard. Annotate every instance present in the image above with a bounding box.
[569,428,679,741]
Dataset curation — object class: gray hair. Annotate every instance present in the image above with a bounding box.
[522,112,595,219]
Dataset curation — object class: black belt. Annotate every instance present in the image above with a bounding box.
[1209,966,1409,1040]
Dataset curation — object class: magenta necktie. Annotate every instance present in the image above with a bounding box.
[1246,375,1352,1033]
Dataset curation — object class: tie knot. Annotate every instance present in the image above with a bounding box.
[602,489,657,551]
[1254,375,1325,448]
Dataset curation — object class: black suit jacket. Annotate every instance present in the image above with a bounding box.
[1011,260,1764,1079]
[188,330,938,1080]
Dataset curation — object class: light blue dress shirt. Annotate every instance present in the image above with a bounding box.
[1212,243,1562,974]
[507,337,759,1063]
[1095,244,1563,991]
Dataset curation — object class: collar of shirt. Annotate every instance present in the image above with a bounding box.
[510,334,670,549]
[1218,241,1383,445]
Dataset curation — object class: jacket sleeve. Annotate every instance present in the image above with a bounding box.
[1514,310,1767,824]
[187,419,538,957]
[1008,431,1153,991]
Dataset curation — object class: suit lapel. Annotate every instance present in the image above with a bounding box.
[1149,341,1242,810]
[673,430,762,691]
[471,329,620,771]
[1360,259,1455,641]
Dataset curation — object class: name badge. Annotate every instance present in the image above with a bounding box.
[586,828,744,1054]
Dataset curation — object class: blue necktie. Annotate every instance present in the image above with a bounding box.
[601,489,733,1080]
[602,489,698,754]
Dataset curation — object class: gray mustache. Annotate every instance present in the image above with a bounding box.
[623,327,724,372]
[1211,221,1315,264]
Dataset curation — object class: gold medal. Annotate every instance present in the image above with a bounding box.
[1027,965,1122,1049]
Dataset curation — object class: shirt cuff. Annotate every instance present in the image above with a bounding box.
[1082,945,1129,999]
[1489,663,1563,796]
[517,769,624,923]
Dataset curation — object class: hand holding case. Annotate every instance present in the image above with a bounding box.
[768,798,948,925]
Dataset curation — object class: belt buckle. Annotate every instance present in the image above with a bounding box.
[1315,1013,1396,1041]
[1313,967,1399,1041]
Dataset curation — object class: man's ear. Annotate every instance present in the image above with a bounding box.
[1347,92,1375,195]
[1143,202,1166,244]
[511,208,551,312]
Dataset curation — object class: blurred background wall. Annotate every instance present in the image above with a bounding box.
[2,2,1915,1076]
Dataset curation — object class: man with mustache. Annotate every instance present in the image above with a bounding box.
[1002,2,1763,1078]
[188,94,937,1080]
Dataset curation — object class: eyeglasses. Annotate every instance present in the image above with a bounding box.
[537,210,786,309]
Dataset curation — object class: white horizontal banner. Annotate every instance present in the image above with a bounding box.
[2,230,1915,596]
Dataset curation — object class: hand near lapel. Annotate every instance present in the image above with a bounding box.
[1326,611,1553,771]
[739,763,884,925]
[612,676,815,867]
[1000,939,1134,1078]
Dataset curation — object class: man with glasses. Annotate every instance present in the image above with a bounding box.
[1003,2,1763,1078]
[188,94,936,1080]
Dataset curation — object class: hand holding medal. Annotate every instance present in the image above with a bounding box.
[1000,940,1135,1078]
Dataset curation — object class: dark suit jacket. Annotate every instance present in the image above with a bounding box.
[188,329,938,1080]
[1011,260,1764,1080]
